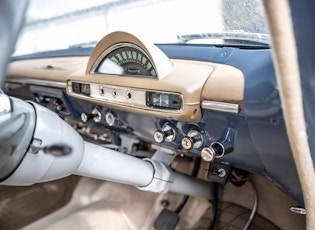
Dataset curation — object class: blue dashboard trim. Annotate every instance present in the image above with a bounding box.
[159,44,303,205]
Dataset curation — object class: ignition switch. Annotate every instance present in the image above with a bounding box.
[181,130,203,150]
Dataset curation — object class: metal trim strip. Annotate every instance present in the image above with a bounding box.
[201,100,239,114]
[6,78,66,88]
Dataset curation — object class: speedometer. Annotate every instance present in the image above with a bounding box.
[94,44,157,78]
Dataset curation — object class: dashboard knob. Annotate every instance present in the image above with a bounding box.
[201,141,234,162]
[81,113,94,123]
[154,124,176,143]
[105,111,117,126]
[81,108,102,123]
[154,131,166,143]
[201,147,217,162]
[181,130,203,150]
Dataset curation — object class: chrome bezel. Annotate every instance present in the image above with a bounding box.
[90,43,157,79]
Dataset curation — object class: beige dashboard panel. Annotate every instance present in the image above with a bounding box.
[7,57,88,82]
[201,64,244,108]
[65,31,244,122]
[68,59,213,122]
[5,56,244,121]
[5,34,244,122]
[68,59,244,121]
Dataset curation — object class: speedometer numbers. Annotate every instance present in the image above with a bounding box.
[95,45,157,78]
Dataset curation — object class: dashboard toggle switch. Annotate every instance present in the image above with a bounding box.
[181,130,203,150]
[154,124,176,143]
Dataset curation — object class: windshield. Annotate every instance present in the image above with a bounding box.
[15,0,268,55]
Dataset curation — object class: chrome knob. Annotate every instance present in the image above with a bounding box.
[201,147,216,162]
[81,108,102,123]
[201,141,234,161]
[181,130,203,150]
[154,131,166,143]
[105,111,117,126]
[154,124,176,143]
[91,108,102,122]
[81,113,94,122]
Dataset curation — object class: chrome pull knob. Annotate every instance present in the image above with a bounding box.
[201,147,217,162]
[81,113,94,122]
[105,111,117,126]
[154,124,176,143]
[201,141,234,162]
[81,108,102,123]
[181,130,203,150]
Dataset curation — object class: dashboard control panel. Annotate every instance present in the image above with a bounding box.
[68,81,183,113]
[67,31,244,122]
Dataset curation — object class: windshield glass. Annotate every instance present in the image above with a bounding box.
[15,0,268,55]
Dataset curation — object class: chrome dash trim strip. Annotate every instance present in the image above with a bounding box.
[6,78,66,88]
[201,100,239,114]
[68,80,183,114]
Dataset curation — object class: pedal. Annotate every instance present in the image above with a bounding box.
[154,209,180,230]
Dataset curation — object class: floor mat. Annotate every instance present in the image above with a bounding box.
[0,167,304,229]
[0,175,80,230]
[196,201,280,230]
[21,177,210,230]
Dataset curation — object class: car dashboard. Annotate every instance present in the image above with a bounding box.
[4,31,303,219]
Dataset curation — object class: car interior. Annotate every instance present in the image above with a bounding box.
[1,0,315,229]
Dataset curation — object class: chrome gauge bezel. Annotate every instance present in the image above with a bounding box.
[90,43,158,79]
